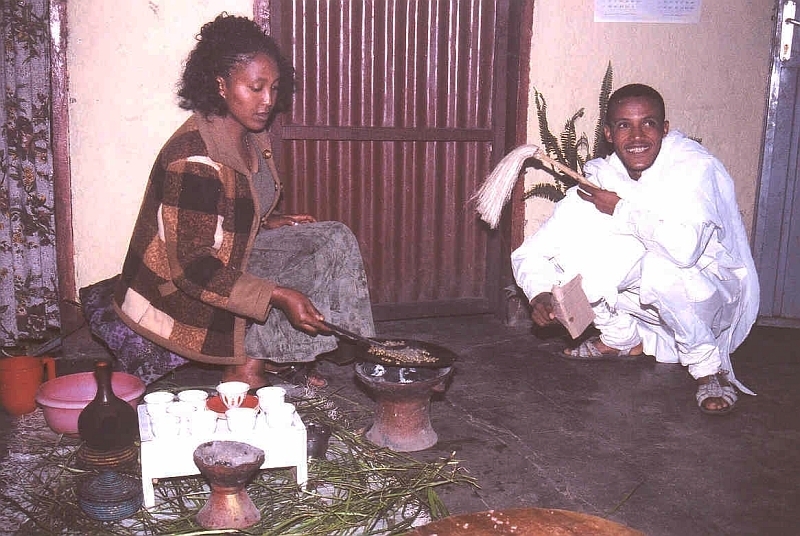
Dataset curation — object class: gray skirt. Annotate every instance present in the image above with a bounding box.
[244,221,375,363]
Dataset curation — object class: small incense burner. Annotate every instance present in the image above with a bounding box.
[193,441,265,529]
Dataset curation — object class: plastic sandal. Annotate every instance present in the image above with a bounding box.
[696,372,737,415]
[563,336,643,362]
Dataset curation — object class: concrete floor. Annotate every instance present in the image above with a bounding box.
[3,313,799,535]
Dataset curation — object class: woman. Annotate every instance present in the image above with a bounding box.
[112,13,375,388]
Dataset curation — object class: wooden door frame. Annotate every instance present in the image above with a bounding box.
[50,0,81,333]
[503,0,535,318]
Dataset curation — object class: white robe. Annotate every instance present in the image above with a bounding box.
[511,131,759,394]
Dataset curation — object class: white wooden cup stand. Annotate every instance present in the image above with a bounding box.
[137,403,308,508]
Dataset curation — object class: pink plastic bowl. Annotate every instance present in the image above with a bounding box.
[35,371,146,436]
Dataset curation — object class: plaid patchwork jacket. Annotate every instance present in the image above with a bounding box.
[113,114,281,366]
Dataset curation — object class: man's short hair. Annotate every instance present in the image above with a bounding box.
[606,84,666,123]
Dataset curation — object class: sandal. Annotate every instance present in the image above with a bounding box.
[268,362,328,389]
[563,336,643,362]
[696,372,737,415]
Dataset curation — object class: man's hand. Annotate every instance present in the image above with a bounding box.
[530,292,558,327]
[270,286,326,335]
[576,183,621,215]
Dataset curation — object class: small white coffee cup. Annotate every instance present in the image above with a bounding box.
[266,402,296,429]
[166,401,196,436]
[226,406,258,434]
[217,381,250,409]
[191,409,219,436]
[177,389,209,411]
[256,386,286,411]
[144,390,175,417]
[150,412,180,439]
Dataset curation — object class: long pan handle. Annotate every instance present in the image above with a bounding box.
[323,322,456,368]
[322,321,387,348]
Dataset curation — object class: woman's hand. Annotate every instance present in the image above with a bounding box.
[262,213,316,230]
[530,292,558,327]
[270,286,327,335]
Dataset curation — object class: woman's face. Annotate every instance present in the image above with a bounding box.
[218,52,280,132]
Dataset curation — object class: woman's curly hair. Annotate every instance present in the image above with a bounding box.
[178,13,296,118]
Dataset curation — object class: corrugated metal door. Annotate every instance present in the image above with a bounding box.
[266,0,521,320]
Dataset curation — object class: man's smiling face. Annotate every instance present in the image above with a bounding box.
[603,96,669,180]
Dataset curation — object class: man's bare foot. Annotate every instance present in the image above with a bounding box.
[223,357,269,389]
[563,336,644,360]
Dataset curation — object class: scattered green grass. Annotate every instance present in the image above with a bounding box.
[1,394,478,535]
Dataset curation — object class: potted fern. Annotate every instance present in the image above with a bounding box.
[498,63,613,326]
[524,62,614,202]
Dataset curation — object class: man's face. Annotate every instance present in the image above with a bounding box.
[603,96,669,180]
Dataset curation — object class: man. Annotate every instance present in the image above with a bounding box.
[511,83,759,415]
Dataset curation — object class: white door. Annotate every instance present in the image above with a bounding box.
[754,0,800,327]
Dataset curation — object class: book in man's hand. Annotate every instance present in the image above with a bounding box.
[551,274,595,339]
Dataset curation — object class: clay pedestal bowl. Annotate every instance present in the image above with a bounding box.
[193,440,265,530]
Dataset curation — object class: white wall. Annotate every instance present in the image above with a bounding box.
[68,0,252,288]
[523,0,775,238]
[68,0,776,288]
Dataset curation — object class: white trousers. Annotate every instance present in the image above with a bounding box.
[593,251,740,380]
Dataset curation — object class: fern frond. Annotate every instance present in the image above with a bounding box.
[560,108,583,170]
[534,90,564,163]
[522,183,567,203]
[528,66,613,203]
[592,62,614,158]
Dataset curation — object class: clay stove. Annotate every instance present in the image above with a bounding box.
[355,362,454,452]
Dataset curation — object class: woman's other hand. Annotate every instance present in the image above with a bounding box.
[270,286,326,334]
[262,213,316,230]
